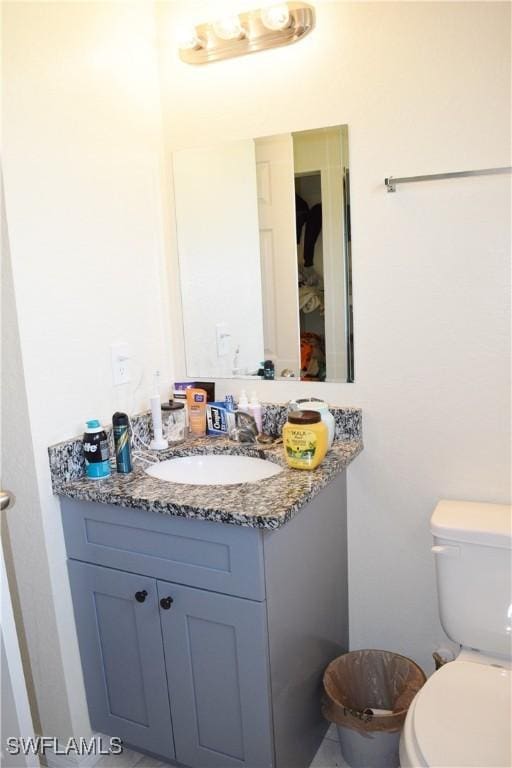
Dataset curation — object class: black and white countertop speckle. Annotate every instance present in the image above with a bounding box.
[49,405,363,530]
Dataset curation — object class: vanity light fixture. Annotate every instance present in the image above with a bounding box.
[212,15,246,41]
[260,4,291,31]
[178,2,315,65]
[177,27,204,52]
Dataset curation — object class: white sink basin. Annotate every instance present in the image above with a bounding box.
[145,454,283,486]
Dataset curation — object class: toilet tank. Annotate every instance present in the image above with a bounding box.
[431,500,512,659]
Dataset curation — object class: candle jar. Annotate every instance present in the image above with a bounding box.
[161,401,186,445]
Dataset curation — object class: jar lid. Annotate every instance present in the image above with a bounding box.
[161,400,185,411]
[287,410,321,425]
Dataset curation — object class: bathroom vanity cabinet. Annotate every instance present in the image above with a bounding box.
[61,472,348,768]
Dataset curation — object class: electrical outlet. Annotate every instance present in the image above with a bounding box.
[111,342,131,386]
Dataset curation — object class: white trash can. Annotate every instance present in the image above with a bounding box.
[322,650,426,768]
[337,722,401,768]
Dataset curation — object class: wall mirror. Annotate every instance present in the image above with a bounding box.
[173,124,354,383]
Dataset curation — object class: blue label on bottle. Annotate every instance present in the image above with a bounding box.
[114,426,132,474]
[85,460,111,479]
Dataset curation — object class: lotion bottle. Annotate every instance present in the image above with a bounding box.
[248,392,263,433]
[186,387,207,437]
[237,390,250,414]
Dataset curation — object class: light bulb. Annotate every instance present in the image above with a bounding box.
[260,4,291,31]
[213,15,245,40]
[177,25,202,51]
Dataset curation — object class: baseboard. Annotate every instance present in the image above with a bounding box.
[44,734,110,768]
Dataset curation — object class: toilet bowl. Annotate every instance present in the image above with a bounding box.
[400,654,511,767]
[399,500,512,768]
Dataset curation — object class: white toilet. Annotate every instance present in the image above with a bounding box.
[399,499,512,768]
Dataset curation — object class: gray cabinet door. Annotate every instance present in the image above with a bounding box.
[158,581,274,768]
[68,561,175,761]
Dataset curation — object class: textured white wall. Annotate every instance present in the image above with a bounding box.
[3,0,172,741]
[158,1,511,672]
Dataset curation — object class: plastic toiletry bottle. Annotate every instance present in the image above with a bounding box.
[149,371,168,450]
[224,394,236,412]
[291,398,336,448]
[83,420,111,479]
[237,390,250,414]
[248,392,263,433]
[283,410,328,470]
[112,412,132,474]
[186,388,208,437]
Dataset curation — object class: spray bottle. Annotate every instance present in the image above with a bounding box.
[83,420,111,479]
[112,412,133,473]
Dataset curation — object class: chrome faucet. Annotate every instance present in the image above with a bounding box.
[228,411,259,443]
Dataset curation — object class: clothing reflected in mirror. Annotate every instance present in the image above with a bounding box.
[295,189,325,380]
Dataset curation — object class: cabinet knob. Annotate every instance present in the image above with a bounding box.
[160,596,174,610]
[135,590,148,603]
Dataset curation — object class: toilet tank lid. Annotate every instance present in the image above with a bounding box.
[431,500,512,549]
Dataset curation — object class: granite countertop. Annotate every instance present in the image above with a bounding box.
[49,406,363,530]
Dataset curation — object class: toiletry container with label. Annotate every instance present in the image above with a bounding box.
[112,412,132,474]
[283,410,328,470]
[186,388,208,437]
[83,420,111,479]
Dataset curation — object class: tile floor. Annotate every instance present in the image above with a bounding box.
[94,724,350,768]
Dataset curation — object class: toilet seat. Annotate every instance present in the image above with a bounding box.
[407,660,511,767]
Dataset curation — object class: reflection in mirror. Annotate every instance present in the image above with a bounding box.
[172,124,354,383]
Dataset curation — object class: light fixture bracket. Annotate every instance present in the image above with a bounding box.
[179,2,315,65]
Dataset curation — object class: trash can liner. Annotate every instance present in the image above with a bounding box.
[322,649,426,734]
